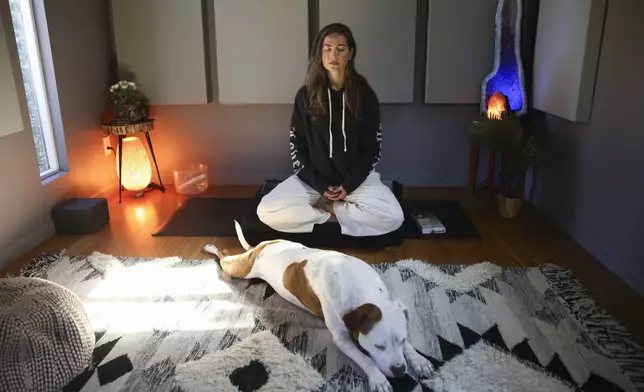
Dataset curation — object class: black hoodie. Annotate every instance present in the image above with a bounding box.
[289,85,382,195]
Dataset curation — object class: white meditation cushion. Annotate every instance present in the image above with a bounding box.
[0,277,94,392]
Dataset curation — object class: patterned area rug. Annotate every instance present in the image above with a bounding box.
[15,252,644,392]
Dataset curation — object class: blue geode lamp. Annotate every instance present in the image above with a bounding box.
[481,0,527,117]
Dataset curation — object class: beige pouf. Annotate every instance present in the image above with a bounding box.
[0,277,95,392]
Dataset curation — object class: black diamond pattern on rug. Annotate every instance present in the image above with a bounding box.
[63,367,95,392]
[445,288,487,304]
[545,353,574,385]
[310,348,327,375]
[93,337,121,365]
[81,269,102,282]
[399,268,417,282]
[448,321,626,391]
[533,292,568,327]
[217,330,241,350]
[437,264,463,275]
[581,373,626,392]
[458,324,482,349]
[250,318,289,344]
[423,280,438,291]
[247,278,265,289]
[479,278,502,294]
[438,335,463,362]
[229,360,269,392]
[94,331,106,344]
[387,373,418,392]
[511,339,541,367]
[263,284,276,300]
[371,263,395,273]
[286,332,308,355]
[98,355,134,385]
[152,329,174,340]
[481,325,508,351]
[399,267,439,291]
[251,318,268,334]
[185,342,206,363]
[141,357,176,388]
[63,337,134,391]
[324,365,366,391]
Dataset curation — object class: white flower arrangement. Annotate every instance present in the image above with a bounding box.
[110,80,137,93]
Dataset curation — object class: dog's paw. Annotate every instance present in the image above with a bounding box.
[367,371,393,392]
[407,353,433,379]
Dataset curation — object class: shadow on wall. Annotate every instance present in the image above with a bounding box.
[531,111,582,233]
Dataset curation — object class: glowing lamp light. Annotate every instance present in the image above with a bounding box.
[487,92,510,120]
[115,136,152,195]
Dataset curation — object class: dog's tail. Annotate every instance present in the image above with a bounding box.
[234,220,251,251]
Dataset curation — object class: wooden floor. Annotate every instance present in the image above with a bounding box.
[3,185,643,345]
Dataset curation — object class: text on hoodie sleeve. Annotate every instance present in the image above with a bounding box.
[290,89,330,194]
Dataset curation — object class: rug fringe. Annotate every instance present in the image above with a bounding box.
[13,250,67,278]
[539,264,644,390]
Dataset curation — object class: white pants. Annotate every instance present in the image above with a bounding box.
[257,172,404,237]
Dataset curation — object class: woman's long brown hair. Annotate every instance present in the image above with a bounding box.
[304,23,370,120]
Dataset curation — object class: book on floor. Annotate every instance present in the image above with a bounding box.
[411,211,446,234]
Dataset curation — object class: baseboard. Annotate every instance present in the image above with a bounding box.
[173,172,470,188]
[0,222,56,270]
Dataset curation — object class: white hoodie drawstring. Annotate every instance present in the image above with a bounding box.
[327,88,347,158]
[341,92,347,152]
[327,89,333,158]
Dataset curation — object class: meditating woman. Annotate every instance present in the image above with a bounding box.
[257,23,404,237]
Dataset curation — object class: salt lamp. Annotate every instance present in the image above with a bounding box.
[487,92,510,119]
[115,136,152,196]
[480,0,527,115]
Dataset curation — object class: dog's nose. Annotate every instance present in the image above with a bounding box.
[390,364,406,378]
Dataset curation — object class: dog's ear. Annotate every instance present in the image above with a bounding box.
[394,300,409,322]
[343,303,382,339]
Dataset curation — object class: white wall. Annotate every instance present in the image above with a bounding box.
[0,0,114,269]
[111,0,210,105]
[532,0,606,122]
[214,0,308,104]
[0,5,58,267]
[320,0,416,103]
[425,0,497,104]
[0,15,23,137]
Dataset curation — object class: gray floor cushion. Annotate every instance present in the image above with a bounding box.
[0,277,94,392]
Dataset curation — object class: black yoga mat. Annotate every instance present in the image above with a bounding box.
[152,197,480,241]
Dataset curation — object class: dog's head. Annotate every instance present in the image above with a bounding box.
[343,300,409,378]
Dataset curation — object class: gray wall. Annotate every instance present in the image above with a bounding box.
[145,0,480,187]
[0,0,114,268]
[148,103,478,187]
[533,0,644,295]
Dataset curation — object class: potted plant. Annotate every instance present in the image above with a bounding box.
[470,109,542,218]
[109,80,149,123]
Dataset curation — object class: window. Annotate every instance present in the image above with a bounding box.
[9,0,59,179]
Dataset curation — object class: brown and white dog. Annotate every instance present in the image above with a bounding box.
[204,222,433,392]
